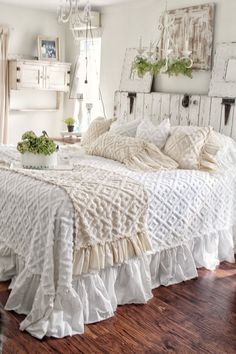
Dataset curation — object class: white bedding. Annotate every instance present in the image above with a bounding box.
[0,145,235,339]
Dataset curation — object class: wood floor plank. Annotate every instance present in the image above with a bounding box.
[0,261,236,354]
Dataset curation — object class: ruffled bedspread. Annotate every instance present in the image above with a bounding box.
[0,145,235,339]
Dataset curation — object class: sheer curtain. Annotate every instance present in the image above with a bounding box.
[0,27,9,144]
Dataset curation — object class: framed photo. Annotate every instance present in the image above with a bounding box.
[119,48,153,93]
[38,36,60,61]
[209,43,236,98]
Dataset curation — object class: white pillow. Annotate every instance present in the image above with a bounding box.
[110,118,140,137]
[215,133,236,169]
[164,126,214,170]
[136,118,170,149]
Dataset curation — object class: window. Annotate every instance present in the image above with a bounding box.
[73,37,102,131]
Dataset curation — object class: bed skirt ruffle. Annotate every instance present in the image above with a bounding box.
[0,228,235,339]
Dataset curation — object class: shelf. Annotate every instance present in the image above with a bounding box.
[10,109,59,112]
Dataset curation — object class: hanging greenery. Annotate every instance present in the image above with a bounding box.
[132,56,193,78]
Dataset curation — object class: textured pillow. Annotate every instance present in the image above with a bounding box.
[110,118,140,137]
[136,119,170,149]
[81,117,115,146]
[164,126,217,170]
[214,133,236,169]
[87,132,178,171]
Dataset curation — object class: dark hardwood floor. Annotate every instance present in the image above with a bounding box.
[0,259,236,354]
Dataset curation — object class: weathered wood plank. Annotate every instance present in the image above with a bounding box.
[151,93,162,123]
[209,97,222,132]
[189,95,201,126]
[113,91,121,119]
[135,93,144,121]
[119,92,129,121]
[232,105,236,140]
[198,96,212,127]
[143,93,153,120]
[169,95,181,126]
[160,94,171,120]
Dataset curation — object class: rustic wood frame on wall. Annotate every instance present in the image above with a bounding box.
[160,3,215,70]
[209,42,236,98]
[119,48,153,93]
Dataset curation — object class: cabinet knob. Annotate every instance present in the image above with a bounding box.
[16,78,20,83]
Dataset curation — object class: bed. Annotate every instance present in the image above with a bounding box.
[0,136,236,339]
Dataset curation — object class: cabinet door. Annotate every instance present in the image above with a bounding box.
[17,62,44,89]
[45,65,70,92]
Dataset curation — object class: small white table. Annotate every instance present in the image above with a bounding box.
[55,131,82,144]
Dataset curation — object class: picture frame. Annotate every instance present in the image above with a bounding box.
[119,48,153,93]
[160,3,215,70]
[38,36,60,61]
[209,42,236,98]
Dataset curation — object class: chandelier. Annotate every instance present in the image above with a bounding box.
[133,1,193,78]
[57,0,92,39]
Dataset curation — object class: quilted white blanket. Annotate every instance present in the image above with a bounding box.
[0,145,235,339]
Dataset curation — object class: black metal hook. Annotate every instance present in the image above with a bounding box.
[127,92,137,114]
[222,98,235,125]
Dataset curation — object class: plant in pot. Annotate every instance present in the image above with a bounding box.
[17,131,58,169]
[64,117,76,132]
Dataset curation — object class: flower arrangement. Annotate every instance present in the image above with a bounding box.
[17,131,57,156]
[132,56,193,78]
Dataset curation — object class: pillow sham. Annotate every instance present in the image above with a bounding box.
[110,118,140,137]
[214,133,236,170]
[87,132,178,171]
[164,126,221,171]
[81,117,115,147]
[136,118,170,149]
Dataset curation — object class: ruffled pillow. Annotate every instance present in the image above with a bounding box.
[164,126,221,171]
[87,132,178,171]
[110,118,141,137]
[81,117,115,146]
[136,119,170,149]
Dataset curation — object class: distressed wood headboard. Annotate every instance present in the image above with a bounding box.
[114,91,236,140]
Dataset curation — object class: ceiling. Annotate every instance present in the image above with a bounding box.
[0,0,136,11]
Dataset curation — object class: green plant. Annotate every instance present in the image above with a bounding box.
[17,131,57,156]
[63,117,75,126]
[132,57,193,78]
[166,58,192,78]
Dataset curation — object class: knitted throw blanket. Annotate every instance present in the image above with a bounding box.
[6,165,152,275]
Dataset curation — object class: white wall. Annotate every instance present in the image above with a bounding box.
[100,0,236,117]
[0,2,66,144]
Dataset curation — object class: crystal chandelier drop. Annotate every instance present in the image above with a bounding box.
[57,0,92,39]
[133,0,193,78]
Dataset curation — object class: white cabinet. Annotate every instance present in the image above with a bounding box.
[45,65,70,91]
[9,59,71,92]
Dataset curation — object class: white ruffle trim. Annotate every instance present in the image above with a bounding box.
[0,228,235,339]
